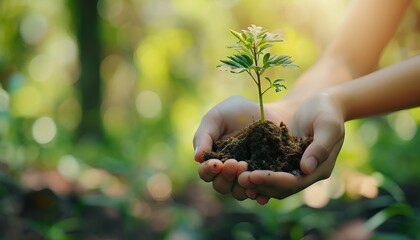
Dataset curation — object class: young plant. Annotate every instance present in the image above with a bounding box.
[217,25,297,122]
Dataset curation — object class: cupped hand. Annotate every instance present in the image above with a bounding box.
[193,95,296,201]
[237,92,345,204]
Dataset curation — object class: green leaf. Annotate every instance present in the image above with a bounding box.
[231,68,247,73]
[267,55,296,67]
[272,79,286,92]
[216,63,247,74]
[265,76,272,84]
[227,55,246,68]
[239,54,254,66]
[263,53,270,66]
[273,79,285,84]
[220,59,242,69]
[230,29,249,46]
[258,44,273,53]
[273,84,286,92]
[227,54,253,68]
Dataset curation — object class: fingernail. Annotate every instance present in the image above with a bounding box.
[304,156,318,173]
[194,146,200,162]
[246,190,257,199]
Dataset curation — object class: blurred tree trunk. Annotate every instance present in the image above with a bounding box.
[71,0,104,140]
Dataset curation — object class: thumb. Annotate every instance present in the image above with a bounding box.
[193,112,223,162]
[300,115,344,175]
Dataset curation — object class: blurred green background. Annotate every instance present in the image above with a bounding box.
[0,0,419,239]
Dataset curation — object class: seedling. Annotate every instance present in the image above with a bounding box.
[217,25,297,122]
[204,25,311,174]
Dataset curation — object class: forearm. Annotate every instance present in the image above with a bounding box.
[285,0,410,101]
[329,56,420,121]
[324,0,411,77]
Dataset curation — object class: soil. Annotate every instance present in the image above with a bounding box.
[203,121,313,175]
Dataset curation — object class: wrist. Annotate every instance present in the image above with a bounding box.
[286,57,354,101]
[322,87,347,122]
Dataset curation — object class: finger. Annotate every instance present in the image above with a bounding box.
[251,171,297,186]
[301,116,344,174]
[241,171,300,199]
[221,159,241,181]
[307,139,344,181]
[255,195,270,205]
[237,160,248,174]
[232,183,247,201]
[212,159,241,194]
[245,189,257,199]
[193,111,223,162]
[198,159,223,182]
[245,188,270,204]
[238,171,255,189]
[231,160,249,200]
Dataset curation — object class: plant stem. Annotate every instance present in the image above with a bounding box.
[253,42,265,122]
[256,71,265,122]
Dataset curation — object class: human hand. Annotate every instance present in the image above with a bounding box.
[238,92,345,204]
[193,95,296,201]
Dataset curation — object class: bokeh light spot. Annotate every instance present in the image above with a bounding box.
[78,168,109,190]
[29,54,53,82]
[303,179,330,208]
[389,111,417,141]
[147,173,172,201]
[136,90,162,119]
[11,85,42,117]
[32,116,57,144]
[98,0,124,21]
[130,199,152,219]
[57,155,80,180]
[346,173,379,199]
[47,35,78,68]
[357,121,379,147]
[20,14,48,45]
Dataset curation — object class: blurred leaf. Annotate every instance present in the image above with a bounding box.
[363,203,414,232]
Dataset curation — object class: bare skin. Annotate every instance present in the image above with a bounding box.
[194,0,413,205]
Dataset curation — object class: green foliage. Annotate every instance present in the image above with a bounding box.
[217,25,297,122]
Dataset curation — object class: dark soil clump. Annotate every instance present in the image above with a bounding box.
[203,121,313,175]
